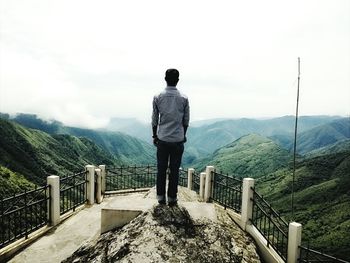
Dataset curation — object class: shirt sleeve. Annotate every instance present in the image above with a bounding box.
[151,96,159,127]
[183,98,190,127]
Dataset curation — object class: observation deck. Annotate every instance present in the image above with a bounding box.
[1,165,348,263]
[8,187,218,263]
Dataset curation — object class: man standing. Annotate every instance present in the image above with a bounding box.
[152,69,190,206]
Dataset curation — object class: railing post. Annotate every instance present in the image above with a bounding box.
[241,178,255,230]
[204,166,215,202]
[47,175,60,226]
[187,168,194,190]
[95,168,102,204]
[85,165,95,205]
[287,222,302,263]
[199,172,206,201]
[99,165,106,194]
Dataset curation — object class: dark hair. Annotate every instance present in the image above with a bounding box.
[165,68,179,86]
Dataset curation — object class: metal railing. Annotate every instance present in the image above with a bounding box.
[299,245,350,263]
[251,187,289,261]
[0,185,50,249]
[211,171,242,213]
[106,165,157,191]
[192,170,200,194]
[60,170,88,215]
[178,168,188,187]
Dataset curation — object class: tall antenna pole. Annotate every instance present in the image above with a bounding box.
[292,57,301,220]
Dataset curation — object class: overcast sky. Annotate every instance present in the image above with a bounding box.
[0,0,349,128]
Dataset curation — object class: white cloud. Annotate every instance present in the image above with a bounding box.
[0,0,349,127]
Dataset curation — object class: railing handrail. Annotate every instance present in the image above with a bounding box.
[107,164,157,169]
[59,170,88,216]
[105,164,157,192]
[212,170,243,184]
[59,170,87,181]
[0,184,50,249]
[250,185,288,261]
[251,186,289,227]
[1,184,49,204]
[1,185,50,215]
[299,245,350,263]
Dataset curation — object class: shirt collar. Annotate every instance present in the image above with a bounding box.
[166,86,178,90]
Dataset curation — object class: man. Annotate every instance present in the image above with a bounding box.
[152,68,190,206]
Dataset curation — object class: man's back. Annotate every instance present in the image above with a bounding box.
[152,86,189,143]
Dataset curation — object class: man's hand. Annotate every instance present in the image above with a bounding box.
[183,136,187,143]
[153,136,159,146]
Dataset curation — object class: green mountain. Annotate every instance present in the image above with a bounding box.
[305,139,350,158]
[186,115,341,156]
[291,118,350,154]
[193,134,292,177]
[0,119,119,185]
[65,127,155,164]
[256,151,350,261]
[6,113,341,165]
[5,113,156,165]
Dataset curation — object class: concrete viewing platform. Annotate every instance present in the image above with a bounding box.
[8,187,217,263]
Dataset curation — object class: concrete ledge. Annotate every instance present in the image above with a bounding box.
[246,224,285,263]
[104,188,152,195]
[224,208,244,229]
[0,203,87,262]
[101,209,142,234]
[0,225,51,262]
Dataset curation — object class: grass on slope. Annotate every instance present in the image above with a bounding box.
[0,166,35,199]
[193,134,292,177]
[256,151,350,260]
[4,113,156,165]
[0,119,119,184]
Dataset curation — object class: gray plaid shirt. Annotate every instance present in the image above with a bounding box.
[152,86,190,142]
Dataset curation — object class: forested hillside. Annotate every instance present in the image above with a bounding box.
[193,134,292,177]
[5,113,156,165]
[257,151,350,260]
[305,139,350,158]
[190,131,350,260]
[288,118,350,154]
[0,165,35,199]
[0,119,120,185]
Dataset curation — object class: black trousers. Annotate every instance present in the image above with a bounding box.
[156,140,184,200]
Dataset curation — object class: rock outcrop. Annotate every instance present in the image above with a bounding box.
[63,204,261,263]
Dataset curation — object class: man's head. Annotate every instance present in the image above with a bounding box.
[165,68,179,86]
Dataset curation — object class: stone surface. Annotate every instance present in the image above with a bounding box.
[63,204,261,263]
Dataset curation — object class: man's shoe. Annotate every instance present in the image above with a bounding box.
[168,201,177,207]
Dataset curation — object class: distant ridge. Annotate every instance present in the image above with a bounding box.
[193,134,292,178]
[186,115,342,156]
[2,113,156,165]
[305,139,350,158]
[290,117,350,154]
